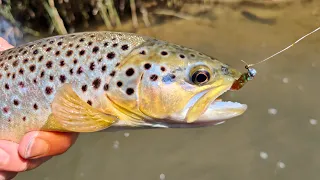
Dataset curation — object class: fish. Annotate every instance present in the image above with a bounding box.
[0,31,249,143]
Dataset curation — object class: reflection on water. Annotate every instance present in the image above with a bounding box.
[11,1,320,180]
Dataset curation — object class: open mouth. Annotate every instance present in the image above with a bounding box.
[166,87,247,127]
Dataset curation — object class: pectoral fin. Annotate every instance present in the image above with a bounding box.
[48,84,118,132]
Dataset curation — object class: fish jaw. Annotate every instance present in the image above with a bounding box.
[193,101,247,122]
[164,85,247,127]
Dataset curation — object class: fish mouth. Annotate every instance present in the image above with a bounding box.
[163,87,247,127]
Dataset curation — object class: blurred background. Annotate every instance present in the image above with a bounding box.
[1,0,320,179]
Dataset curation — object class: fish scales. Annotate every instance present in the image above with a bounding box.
[0,31,248,143]
[0,32,147,142]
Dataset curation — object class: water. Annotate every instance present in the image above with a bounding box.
[10,1,320,180]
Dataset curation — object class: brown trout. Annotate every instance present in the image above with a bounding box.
[0,31,248,142]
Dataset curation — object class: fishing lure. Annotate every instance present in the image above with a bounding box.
[231,26,320,90]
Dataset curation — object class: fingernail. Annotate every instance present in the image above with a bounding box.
[25,137,49,159]
[0,148,9,167]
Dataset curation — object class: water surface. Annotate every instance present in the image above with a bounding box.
[15,1,320,180]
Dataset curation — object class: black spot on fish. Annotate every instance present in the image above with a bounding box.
[92,46,99,53]
[92,78,101,89]
[121,44,129,51]
[46,61,53,68]
[104,84,109,91]
[45,87,53,95]
[38,55,44,62]
[117,81,123,87]
[90,62,95,71]
[107,52,115,59]
[110,71,116,76]
[60,60,65,67]
[13,99,19,106]
[150,74,158,81]
[59,75,66,83]
[161,51,168,56]
[19,68,24,75]
[126,68,134,76]
[12,60,18,67]
[79,50,85,56]
[23,58,28,64]
[102,65,107,72]
[140,50,146,55]
[77,67,84,74]
[29,65,36,72]
[87,100,92,106]
[33,103,38,110]
[69,68,74,75]
[126,88,134,95]
[66,50,73,56]
[144,63,151,70]
[82,85,87,92]
[40,71,45,78]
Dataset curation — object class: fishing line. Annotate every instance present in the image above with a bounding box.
[231,25,320,90]
[244,26,320,68]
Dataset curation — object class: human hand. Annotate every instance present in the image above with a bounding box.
[0,38,79,180]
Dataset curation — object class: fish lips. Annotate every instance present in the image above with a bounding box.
[168,86,247,126]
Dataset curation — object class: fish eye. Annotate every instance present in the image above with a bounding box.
[190,66,211,85]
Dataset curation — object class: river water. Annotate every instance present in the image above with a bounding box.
[15,1,320,180]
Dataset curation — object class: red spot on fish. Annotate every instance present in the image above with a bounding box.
[3,107,9,113]
[18,82,25,88]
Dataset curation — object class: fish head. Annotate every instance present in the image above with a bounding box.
[107,40,247,127]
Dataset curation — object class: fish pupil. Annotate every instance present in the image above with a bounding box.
[196,74,207,82]
[192,70,210,85]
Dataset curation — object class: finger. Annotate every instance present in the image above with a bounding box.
[0,141,28,172]
[0,171,17,180]
[0,38,13,51]
[18,131,79,159]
